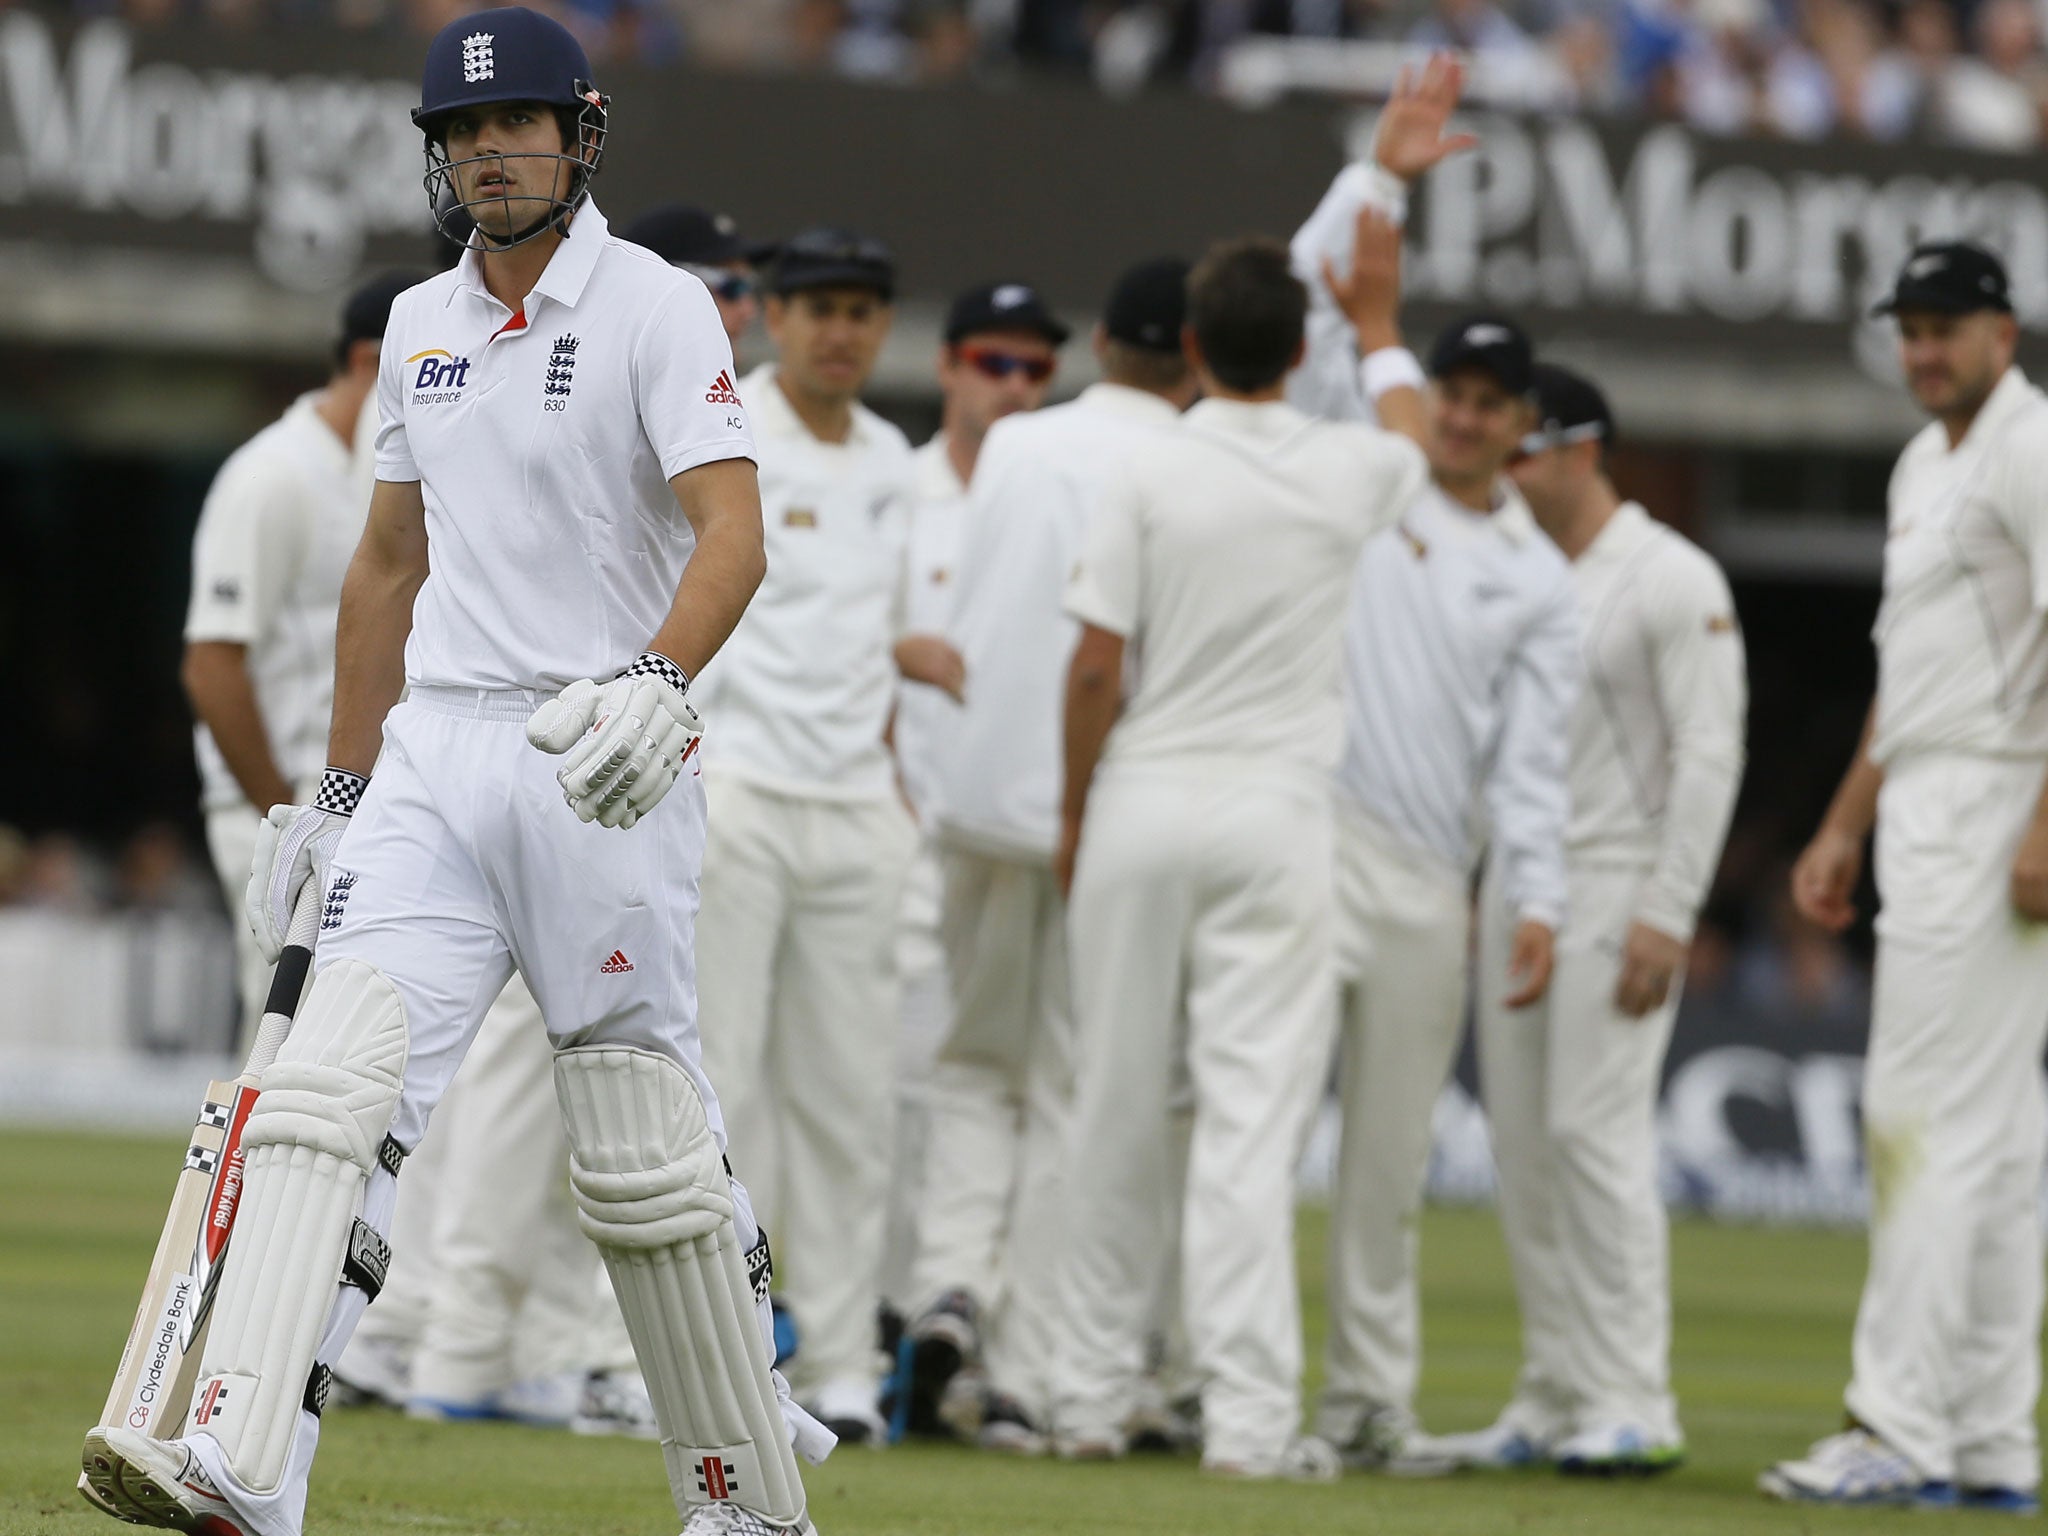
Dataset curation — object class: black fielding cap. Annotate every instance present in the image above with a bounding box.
[341,269,426,349]
[1524,363,1616,453]
[1873,241,2013,318]
[622,204,749,267]
[1103,257,1189,353]
[1429,313,1535,396]
[769,227,896,300]
[944,281,1071,347]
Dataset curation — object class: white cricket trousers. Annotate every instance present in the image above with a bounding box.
[1317,801,1471,1442]
[1053,768,1336,1466]
[408,975,617,1404]
[694,772,918,1408]
[190,687,786,1536]
[911,844,1073,1417]
[882,840,952,1312]
[1476,854,1680,1446]
[1845,751,2048,1490]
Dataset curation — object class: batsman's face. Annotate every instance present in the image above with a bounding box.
[1897,308,2016,420]
[766,287,893,404]
[1429,370,1532,484]
[441,102,573,240]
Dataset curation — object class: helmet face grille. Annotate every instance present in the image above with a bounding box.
[420,88,608,252]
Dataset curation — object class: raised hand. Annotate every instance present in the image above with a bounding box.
[1321,205,1405,352]
[1373,52,1479,184]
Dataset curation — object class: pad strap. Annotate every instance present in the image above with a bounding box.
[303,1364,331,1418]
[377,1134,406,1178]
[341,1218,390,1299]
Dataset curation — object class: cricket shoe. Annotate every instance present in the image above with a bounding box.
[904,1290,979,1437]
[327,1331,409,1409]
[1555,1423,1685,1476]
[804,1380,887,1448]
[81,1428,254,1535]
[572,1368,660,1440]
[1956,1485,2042,1515]
[1203,1436,1343,1483]
[1325,1404,1456,1477]
[1758,1427,1932,1506]
[677,1506,819,1534]
[1423,1410,1558,1471]
[976,1390,1048,1457]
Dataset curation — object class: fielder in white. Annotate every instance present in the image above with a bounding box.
[884,282,1066,1337]
[903,262,1192,1451]
[82,10,831,1533]
[689,228,960,1444]
[1763,241,2048,1514]
[1448,364,1746,1475]
[182,272,412,1049]
[1051,229,1434,1480]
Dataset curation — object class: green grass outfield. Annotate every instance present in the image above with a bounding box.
[2,1128,2034,1535]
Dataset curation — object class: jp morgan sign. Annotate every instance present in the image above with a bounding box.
[1375,112,2048,373]
[0,13,425,290]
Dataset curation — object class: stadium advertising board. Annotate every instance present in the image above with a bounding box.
[3,8,2046,377]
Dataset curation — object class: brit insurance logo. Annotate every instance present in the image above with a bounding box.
[407,348,472,405]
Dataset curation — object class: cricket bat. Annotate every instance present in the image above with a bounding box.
[79,880,324,1505]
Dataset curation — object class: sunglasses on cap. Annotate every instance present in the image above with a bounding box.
[681,263,757,305]
[958,345,1056,384]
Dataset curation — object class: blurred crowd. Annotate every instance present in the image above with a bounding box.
[0,822,220,916]
[55,0,2048,149]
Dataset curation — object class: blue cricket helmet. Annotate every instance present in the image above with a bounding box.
[412,6,610,251]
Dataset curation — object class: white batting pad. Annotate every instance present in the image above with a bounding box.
[555,1046,807,1527]
[186,961,408,1495]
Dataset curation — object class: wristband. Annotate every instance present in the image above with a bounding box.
[314,766,369,817]
[621,650,690,696]
[1353,158,1410,226]
[1361,347,1426,401]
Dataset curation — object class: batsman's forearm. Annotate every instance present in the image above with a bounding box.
[327,550,422,779]
[649,505,765,680]
[182,642,293,812]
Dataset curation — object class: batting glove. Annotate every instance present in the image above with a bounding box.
[526,653,701,830]
[246,767,364,964]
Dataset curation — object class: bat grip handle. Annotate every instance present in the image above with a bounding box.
[243,879,325,1077]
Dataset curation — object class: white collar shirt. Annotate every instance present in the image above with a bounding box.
[937,383,1183,860]
[1566,502,1746,942]
[186,392,367,809]
[1067,396,1428,800]
[1336,483,1580,926]
[375,201,752,693]
[691,362,916,801]
[1873,366,2048,765]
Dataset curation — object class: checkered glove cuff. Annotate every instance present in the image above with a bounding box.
[314,767,369,817]
[619,651,689,696]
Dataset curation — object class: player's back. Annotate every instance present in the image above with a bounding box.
[1070,396,1424,796]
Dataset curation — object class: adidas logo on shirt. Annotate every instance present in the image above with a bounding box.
[705,370,741,405]
[599,950,634,974]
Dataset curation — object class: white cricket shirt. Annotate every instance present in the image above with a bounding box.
[376,202,753,693]
[1566,502,1746,941]
[1336,485,1580,927]
[1067,397,1428,798]
[937,384,1182,861]
[690,363,915,801]
[1872,366,2048,766]
[896,435,969,823]
[185,392,368,810]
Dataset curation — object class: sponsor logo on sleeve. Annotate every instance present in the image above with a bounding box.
[705,369,741,405]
